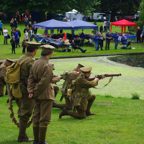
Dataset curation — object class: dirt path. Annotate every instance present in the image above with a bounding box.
[50,56,144,99]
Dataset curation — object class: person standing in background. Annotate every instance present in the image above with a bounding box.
[137,27,141,43]
[24,15,28,27]
[28,27,33,41]
[93,21,97,34]
[17,28,21,45]
[94,33,100,51]
[14,29,20,48]
[29,21,32,29]
[10,18,14,29]
[3,27,8,44]
[104,21,106,32]
[105,31,112,50]
[99,30,105,50]
[0,20,3,35]
[28,15,32,22]
[22,30,28,54]
[100,24,103,32]
[114,31,119,50]
[14,18,18,28]
[10,35,16,54]
[142,26,144,42]
[106,20,110,32]
[32,21,37,34]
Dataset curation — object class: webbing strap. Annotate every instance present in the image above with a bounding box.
[20,57,31,65]
[94,77,113,89]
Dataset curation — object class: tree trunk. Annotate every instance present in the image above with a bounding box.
[41,11,45,21]
[111,10,116,22]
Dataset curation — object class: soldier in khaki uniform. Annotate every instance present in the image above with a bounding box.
[53,63,84,110]
[52,63,60,98]
[59,66,105,119]
[27,45,62,144]
[16,42,40,142]
[0,59,14,96]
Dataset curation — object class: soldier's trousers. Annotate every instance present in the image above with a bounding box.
[33,99,53,126]
[67,94,96,119]
[16,89,34,122]
[54,95,73,110]
[0,83,4,96]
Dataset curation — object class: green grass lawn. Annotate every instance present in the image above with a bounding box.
[0,20,144,144]
[0,21,144,60]
[0,92,144,144]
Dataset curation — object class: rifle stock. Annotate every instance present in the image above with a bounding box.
[86,73,122,81]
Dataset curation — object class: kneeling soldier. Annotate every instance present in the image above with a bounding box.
[59,66,105,119]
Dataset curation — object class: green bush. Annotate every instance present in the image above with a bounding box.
[105,93,113,98]
[131,92,140,100]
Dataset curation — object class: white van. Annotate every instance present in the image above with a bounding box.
[93,13,106,21]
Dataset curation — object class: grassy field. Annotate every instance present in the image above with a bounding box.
[0,92,144,144]
[0,21,144,60]
[0,20,144,144]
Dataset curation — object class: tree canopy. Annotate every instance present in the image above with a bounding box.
[0,0,99,16]
[94,0,141,21]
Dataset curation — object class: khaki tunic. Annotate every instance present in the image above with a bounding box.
[16,52,35,122]
[67,74,97,119]
[73,74,98,110]
[0,63,6,96]
[27,56,60,126]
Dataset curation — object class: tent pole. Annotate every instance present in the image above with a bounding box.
[121,26,123,36]
[110,24,112,33]
[71,29,74,40]
[124,26,126,33]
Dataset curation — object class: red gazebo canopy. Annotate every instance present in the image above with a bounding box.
[110,19,137,36]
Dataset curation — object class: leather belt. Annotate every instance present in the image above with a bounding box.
[35,79,41,83]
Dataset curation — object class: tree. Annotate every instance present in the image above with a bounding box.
[138,0,144,29]
[0,0,99,20]
[95,0,141,21]
[27,0,99,15]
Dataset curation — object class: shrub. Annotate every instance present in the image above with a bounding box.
[105,94,113,98]
[131,92,140,100]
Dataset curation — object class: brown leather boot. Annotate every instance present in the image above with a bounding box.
[39,126,48,143]
[86,111,96,116]
[33,124,39,142]
[59,108,68,119]
[18,119,34,142]
[18,134,34,142]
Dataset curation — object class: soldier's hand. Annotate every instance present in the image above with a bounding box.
[28,93,33,98]
[101,75,105,79]
[94,77,99,82]
[58,75,62,79]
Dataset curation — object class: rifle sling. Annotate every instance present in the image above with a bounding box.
[94,76,113,89]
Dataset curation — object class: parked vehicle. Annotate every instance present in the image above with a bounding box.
[93,13,106,21]
[134,11,140,21]
[117,15,134,21]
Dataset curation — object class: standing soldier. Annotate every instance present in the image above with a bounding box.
[16,42,40,142]
[53,63,84,110]
[27,45,62,144]
[59,66,105,119]
[0,59,14,97]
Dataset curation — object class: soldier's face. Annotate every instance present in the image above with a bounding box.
[85,72,91,78]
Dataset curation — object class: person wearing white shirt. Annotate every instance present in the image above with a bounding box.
[3,27,8,44]
[22,30,28,54]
